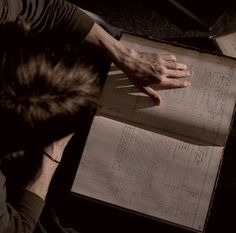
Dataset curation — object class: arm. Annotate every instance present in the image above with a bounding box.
[50,1,192,104]
[0,166,45,233]
[25,133,73,199]
[1,0,192,105]
[0,134,73,233]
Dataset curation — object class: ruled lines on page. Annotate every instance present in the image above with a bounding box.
[98,35,236,146]
[71,116,223,231]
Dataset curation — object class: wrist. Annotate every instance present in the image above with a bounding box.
[43,150,60,164]
[84,23,130,66]
[25,153,58,200]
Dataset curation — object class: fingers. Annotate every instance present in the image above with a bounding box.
[145,53,192,77]
[141,80,189,106]
[61,132,74,145]
[139,78,190,106]
[139,52,157,63]
[141,86,162,105]
[151,78,191,90]
[164,60,187,70]
[161,54,177,62]
[55,133,75,152]
[44,132,75,162]
[138,51,190,74]
[139,52,178,65]
[166,69,192,78]
[123,51,193,105]
[158,78,191,88]
[158,54,190,73]
[154,55,193,79]
[151,63,192,79]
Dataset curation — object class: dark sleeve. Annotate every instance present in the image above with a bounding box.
[0,0,95,44]
[0,167,45,233]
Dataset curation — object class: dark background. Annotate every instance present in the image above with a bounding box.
[71,0,236,39]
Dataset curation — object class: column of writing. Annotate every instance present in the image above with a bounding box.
[134,64,233,144]
[161,65,233,143]
[112,125,216,227]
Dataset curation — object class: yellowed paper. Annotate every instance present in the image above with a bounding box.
[72,116,223,231]
[99,34,236,146]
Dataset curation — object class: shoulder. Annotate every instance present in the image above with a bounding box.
[0,0,23,23]
[0,0,94,44]
[0,0,68,25]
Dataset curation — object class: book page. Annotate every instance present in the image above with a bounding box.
[98,33,236,146]
[72,116,223,232]
[214,31,236,58]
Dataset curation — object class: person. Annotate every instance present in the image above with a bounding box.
[0,0,192,106]
[0,18,101,233]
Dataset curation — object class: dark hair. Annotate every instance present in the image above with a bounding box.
[0,18,100,155]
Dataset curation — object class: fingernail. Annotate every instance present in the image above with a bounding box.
[153,97,161,105]
[189,70,194,75]
[184,81,191,87]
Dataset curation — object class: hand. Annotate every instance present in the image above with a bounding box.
[117,49,192,105]
[84,23,192,105]
[43,133,74,163]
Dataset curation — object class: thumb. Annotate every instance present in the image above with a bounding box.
[45,133,75,157]
[63,133,74,143]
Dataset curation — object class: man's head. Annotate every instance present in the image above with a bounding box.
[0,18,100,155]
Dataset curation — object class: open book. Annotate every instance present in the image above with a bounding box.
[71,33,236,232]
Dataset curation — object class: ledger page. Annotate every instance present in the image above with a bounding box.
[72,116,223,232]
[98,33,236,146]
